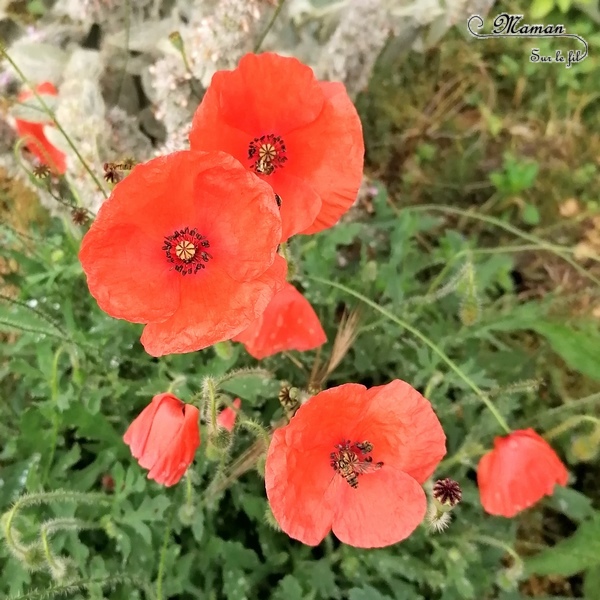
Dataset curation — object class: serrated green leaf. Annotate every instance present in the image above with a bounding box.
[349,585,393,600]
[548,486,595,523]
[531,321,600,381]
[273,575,304,600]
[525,512,600,576]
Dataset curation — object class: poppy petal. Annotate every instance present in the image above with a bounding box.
[478,429,568,517]
[265,427,335,546]
[123,393,168,459]
[191,160,282,281]
[217,398,241,432]
[79,221,180,323]
[359,380,446,483]
[199,52,325,135]
[270,171,322,241]
[234,282,326,359]
[290,82,364,235]
[137,397,186,472]
[140,254,287,356]
[147,404,200,486]
[331,467,427,548]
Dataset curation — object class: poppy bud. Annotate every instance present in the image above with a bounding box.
[123,393,200,487]
[22,543,46,571]
[216,398,241,432]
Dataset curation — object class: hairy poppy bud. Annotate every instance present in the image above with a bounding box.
[123,393,200,486]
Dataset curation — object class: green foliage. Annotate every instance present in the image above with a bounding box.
[2,3,600,600]
[525,513,600,577]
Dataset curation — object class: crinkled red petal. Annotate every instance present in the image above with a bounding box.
[140,254,287,356]
[234,282,326,359]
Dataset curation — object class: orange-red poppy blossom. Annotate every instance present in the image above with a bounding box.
[265,380,446,547]
[14,82,67,174]
[123,393,200,486]
[79,150,287,356]
[189,52,364,241]
[217,398,241,432]
[233,282,326,359]
[477,428,568,518]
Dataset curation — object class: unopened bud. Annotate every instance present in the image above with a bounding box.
[570,433,599,462]
[22,543,46,571]
[178,503,196,526]
[426,503,452,533]
[205,430,232,461]
[459,294,481,326]
[168,31,185,52]
[214,341,234,360]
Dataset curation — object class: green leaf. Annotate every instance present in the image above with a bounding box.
[584,566,600,599]
[548,486,595,523]
[349,586,393,600]
[525,512,600,576]
[521,203,540,225]
[556,0,571,12]
[273,575,304,600]
[531,321,600,381]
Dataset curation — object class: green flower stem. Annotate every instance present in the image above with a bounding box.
[545,414,600,441]
[474,534,523,567]
[42,346,66,485]
[254,0,287,52]
[238,419,271,448]
[308,276,512,434]
[185,471,194,507]
[156,512,174,600]
[529,391,600,425]
[406,204,600,286]
[0,47,108,199]
[204,377,219,431]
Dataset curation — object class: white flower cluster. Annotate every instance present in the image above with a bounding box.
[0,0,496,217]
[146,0,266,153]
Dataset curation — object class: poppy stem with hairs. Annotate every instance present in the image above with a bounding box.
[544,414,600,441]
[307,275,512,434]
[0,47,108,199]
[254,0,288,53]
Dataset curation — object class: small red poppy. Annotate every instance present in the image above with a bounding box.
[477,428,568,518]
[233,282,326,359]
[217,398,241,432]
[189,52,364,241]
[79,150,287,356]
[14,82,67,175]
[123,393,200,486]
[265,380,446,547]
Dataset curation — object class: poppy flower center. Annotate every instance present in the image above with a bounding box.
[248,134,287,175]
[163,227,211,276]
[330,440,383,489]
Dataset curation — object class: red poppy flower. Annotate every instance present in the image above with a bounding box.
[189,52,364,241]
[123,393,200,486]
[217,398,241,432]
[233,282,326,359]
[265,380,446,547]
[477,428,568,518]
[79,150,287,356]
[14,82,67,174]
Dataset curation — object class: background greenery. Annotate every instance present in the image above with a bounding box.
[1,0,600,598]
